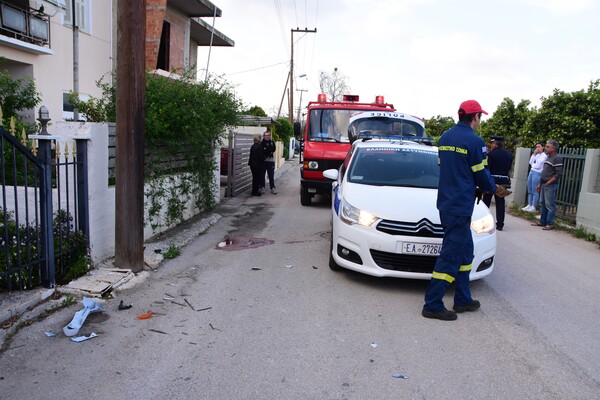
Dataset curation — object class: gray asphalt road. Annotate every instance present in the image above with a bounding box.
[1,160,599,400]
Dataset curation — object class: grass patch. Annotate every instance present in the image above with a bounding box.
[163,244,181,259]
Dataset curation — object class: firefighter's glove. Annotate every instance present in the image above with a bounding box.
[475,188,483,204]
[494,185,512,198]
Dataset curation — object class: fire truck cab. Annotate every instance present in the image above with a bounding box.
[299,94,397,205]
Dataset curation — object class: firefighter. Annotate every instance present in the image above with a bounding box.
[482,136,513,230]
[422,100,511,321]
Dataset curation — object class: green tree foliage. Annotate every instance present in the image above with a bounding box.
[424,115,455,142]
[0,68,41,121]
[479,97,533,154]
[273,118,293,158]
[523,80,600,148]
[244,105,267,117]
[67,74,116,122]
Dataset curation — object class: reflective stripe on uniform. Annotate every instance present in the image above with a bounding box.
[471,162,485,172]
[459,263,472,272]
[432,271,455,283]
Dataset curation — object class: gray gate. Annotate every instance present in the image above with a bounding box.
[1,117,89,291]
[223,130,253,197]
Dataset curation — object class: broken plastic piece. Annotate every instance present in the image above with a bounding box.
[44,331,57,337]
[70,332,98,342]
[118,300,133,310]
[136,311,154,320]
[392,374,409,379]
[370,342,378,348]
[285,265,293,268]
[251,267,261,271]
[63,297,105,337]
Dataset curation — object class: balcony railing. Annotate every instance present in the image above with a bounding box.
[0,1,51,48]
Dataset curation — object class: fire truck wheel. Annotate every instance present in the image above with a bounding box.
[329,229,341,271]
[300,187,312,206]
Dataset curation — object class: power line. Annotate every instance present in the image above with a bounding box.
[225,61,289,76]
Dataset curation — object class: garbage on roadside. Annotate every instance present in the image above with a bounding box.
[70,332,98,342]
[392,374,409,379]
[63,297,105,337]
[136,311,154,320]
[118,300,133,310]
[44,331,57,337]
[370,342,378,348]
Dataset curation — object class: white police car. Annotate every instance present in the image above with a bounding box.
[323,137,496,280]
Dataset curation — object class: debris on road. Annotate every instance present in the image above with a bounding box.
[392,374,409,379]
[251,267,261,271]
[149,329,167,335]
[136,311,154,320]
[63,297,105,337]
[70,332,98,342]
[118,300,132,310]
[370,342,378,348]
[44,331,57,337]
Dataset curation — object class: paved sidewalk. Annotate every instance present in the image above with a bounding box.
[0,157,299,336]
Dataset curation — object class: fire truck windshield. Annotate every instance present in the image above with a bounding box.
[307,109,358,143]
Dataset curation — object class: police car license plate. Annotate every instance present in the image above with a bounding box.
[400,242,441,256]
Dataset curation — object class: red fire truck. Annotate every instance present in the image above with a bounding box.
[298,94,396,205]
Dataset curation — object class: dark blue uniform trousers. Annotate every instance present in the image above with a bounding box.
[424,213,474,312]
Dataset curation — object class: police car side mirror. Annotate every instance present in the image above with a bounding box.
[323,169,339,180]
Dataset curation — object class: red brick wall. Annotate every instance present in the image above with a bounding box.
[145,0,167,70]
[164,8,187,72]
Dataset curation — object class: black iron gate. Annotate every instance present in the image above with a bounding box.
[1,120,89,292]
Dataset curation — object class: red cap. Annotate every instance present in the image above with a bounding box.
[458,100,488,115]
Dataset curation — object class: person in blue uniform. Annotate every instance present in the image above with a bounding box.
[482,136,513,230]
[422,100,510,321]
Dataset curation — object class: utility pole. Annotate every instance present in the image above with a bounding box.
[290,27,316,125]
[71,0,79,121]
[296,88,307,122]
[115,0,145,272]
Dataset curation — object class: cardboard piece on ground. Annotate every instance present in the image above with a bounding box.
[63,268,134,297]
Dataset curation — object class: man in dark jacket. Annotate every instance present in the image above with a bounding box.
[248,134,265,196]
[260,130,277,194]
[482,136,513,230]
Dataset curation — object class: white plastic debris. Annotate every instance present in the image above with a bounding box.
[63,297,104,337]
[44,331,57,337]
[392,374,409,379]
[370,342,378,348]
[70,332,98,342]
[285,265,293,268]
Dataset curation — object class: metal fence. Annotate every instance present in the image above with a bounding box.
[1,117,89,292]
[555,148,587,222]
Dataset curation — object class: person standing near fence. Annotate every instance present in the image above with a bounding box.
[248,134,265,196]
[522,142,547,212]
[260,129,277,194]
[532,139,563,230]
[482,136,513,231]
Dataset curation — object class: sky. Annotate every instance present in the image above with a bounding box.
[196,0,600,120]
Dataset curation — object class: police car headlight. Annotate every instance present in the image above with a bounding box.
[339,199,378,227]
[471,214,495,234]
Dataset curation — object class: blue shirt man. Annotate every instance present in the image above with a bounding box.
[422,100,500,321]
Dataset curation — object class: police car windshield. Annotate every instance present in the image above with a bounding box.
[307,109,358,142]
[347,147,439,188]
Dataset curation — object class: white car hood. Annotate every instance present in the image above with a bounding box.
[341,182,490,222]
[342,182,440,222]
